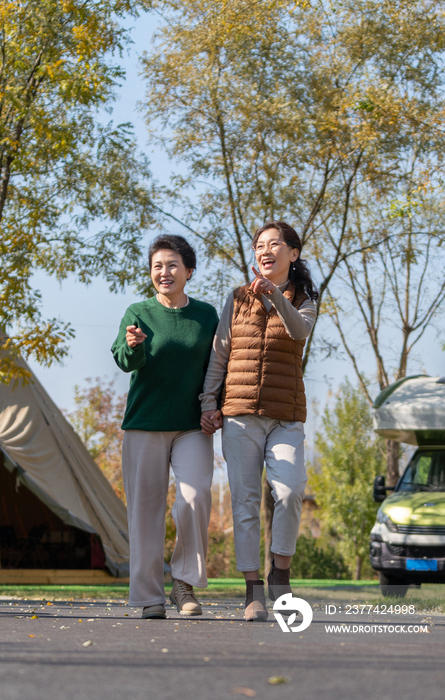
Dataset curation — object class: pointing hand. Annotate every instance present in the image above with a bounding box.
[250,266,276,295]
[126,325,147,348]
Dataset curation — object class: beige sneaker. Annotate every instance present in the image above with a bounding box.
[170,579,202,616]
[244,579,268,622]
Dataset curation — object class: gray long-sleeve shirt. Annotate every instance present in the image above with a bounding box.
[199,282,317,412]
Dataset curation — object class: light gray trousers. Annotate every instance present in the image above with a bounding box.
[122,429,213,607]
[222,415,307,572]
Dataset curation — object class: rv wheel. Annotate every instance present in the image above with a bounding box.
[379,572,409,598]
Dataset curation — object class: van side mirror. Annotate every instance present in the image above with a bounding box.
[373,475,389,503]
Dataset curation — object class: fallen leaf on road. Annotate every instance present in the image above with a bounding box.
[82,641,94,647]
[28,635,35,638]
[161,648,169,653]
[31,615,38,620]
[46,602,53,606]
[232,688,256,697]
[268,676,290,685]
[203,657,210,662]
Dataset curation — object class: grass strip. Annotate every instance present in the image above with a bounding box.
[1,580,445,613]
[0,578,378,601]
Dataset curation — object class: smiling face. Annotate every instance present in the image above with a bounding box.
[150,249,193,299]
[254,228,299,285]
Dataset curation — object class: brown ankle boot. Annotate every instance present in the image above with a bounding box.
[267,559,292,602]
[244,579,268,622]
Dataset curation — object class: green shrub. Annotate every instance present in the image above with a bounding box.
[290,533,349,579]
[206,532,241,578]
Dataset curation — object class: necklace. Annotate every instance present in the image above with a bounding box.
[156,293,189,309]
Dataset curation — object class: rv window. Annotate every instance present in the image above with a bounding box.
[398,450,445,492]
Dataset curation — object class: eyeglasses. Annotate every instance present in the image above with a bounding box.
[253,240,288,254]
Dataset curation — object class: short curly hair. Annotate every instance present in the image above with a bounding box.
[148,234,197,272]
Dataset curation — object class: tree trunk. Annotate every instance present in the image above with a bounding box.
[262,478,274,578]
[355,556,362,581]
[386,439,400,489]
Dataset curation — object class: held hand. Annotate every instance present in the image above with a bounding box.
[126,325,147,348]
[250,266,276,295]
[200,409,223,435]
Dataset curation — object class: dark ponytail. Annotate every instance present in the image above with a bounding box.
[252,221,319,301]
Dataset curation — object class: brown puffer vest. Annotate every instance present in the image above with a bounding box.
[221,282,308,422]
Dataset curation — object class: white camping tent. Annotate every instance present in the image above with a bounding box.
[0,359,129,576]
[373,375,445,446]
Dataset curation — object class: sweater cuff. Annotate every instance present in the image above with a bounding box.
[127,343,144,353]
[199,395,218,412]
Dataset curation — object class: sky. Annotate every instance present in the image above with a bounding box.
[26,9,445,459]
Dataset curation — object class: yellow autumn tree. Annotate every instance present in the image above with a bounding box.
[0,0,156,382]
[141,0,445,352]
[65,376,127,501]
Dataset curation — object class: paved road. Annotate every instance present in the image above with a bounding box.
[0,597,444,700]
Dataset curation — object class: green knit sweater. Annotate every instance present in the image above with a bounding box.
[111,296,218,432]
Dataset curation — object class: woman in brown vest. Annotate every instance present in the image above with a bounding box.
[200,221,318,621]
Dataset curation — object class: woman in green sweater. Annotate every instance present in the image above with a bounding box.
[111,235,218,619]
